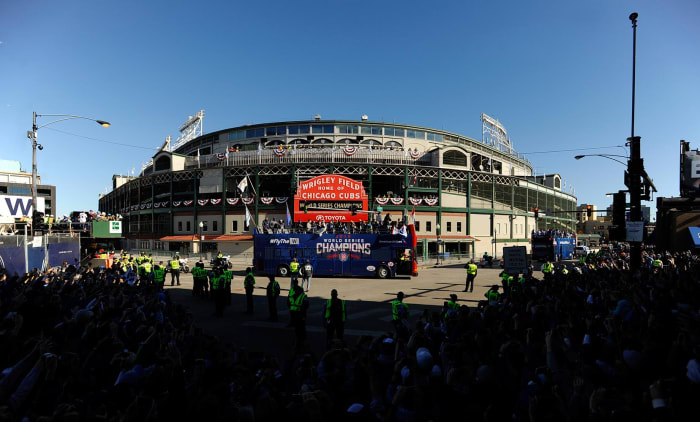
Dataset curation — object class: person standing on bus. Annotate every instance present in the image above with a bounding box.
[301,260,313,292]
[244,267,256,314]
[391,292,410,338]
[289,257,300,286]
[169,256,181,286]
[324,289,346,346]
[266,276,281,321]
[464,260,478,292]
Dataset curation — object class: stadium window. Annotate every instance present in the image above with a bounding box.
[383,127,394,136]
[323,125,334,133]
[415,221,420,232]
[426,221,432,232]
[427,132,443,141]
[447,222,452,232]
[443,150,467,167]
[312,125,323,134]
[394,128,405,137]
[9,186,31,195]
[338,125,358,134]
[202,221,208,232]
[371,126,382,135]
[245,128,265,138]
[186,221,191,231]
[493,160,503,174]
[213,220,218,231]
[457,222,462,232]
[406,130,415,138]
[178,221,182,231]
[414,131,425,140]
[232,220,238,232]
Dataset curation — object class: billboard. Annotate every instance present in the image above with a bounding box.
[91,221,123,238]
[293,175,369,223]
[0,195,45,218]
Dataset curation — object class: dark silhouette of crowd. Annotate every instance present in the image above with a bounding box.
[1,247,699,421]
[262,214,408,235]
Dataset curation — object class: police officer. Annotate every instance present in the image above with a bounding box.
[224,266,234,306]
[484,285,500,306]
[324,289,346,346]
[288,278,308,350]
[212,266,226,317]
[169,255,181,286]
[289,257,300,285]
[443,293,460,319]
[541,260,553,281]
[499,270,514,296]
[191,262,202,297]
[152,262,166,291]
[142,259,153,286]
[464,259,478,292]
[244,267,255,314]
[391,292,410,338]
[266,275,281,321]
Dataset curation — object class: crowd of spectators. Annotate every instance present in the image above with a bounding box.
[531,229,576,239]
[1,247,699,420]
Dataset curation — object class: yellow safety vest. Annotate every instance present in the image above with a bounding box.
[290,262,299,273]
[467,264,477,275]
[170,260,180,270]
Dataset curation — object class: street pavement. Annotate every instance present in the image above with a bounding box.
[165,264,510,359]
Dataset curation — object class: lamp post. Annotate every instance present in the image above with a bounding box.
[574,154,628,166]
[199,221,204,241]
[435,223,441,265]
[29,112,110,235]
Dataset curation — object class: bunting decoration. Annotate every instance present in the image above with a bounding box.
[154,202,161,208]
[390,198,404,205]
[409,149,423,160]
[161,201,168,207]
[375,197,390,205]
[423,198,438,206]
[172,201,182,207]
[183,200,193,207]
[140,204,146,210]
[273,146,287,157]
[342,145,358,156]
[260,197,274,205]
[242,197,255,205]
[275,197,289,203]
[215,152,226,161]
[226,198,240,205]
[198,199,210,206]
[409,197,423,206]
[210,198,222,205]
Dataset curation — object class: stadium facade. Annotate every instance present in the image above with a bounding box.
[98,116,577,260]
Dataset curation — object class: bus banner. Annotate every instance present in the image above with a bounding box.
[294,175,369,222]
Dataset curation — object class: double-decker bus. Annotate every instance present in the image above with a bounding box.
[531,231,576,262]
[253,225,418,278]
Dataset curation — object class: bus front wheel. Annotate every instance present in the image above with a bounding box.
[376,266,390,279]
[276,265,290,277]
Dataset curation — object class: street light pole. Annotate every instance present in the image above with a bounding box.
[628,13,643,274]
[29,112,110,235]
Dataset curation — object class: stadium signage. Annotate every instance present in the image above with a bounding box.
[0,195,45,218]
[294,175,368,222]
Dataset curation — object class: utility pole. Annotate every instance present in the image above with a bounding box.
[628,12,642,273]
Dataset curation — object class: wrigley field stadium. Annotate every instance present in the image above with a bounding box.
[98,111,577,261]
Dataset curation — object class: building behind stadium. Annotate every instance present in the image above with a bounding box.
[98,111,577,261]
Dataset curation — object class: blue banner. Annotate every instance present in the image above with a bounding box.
[0,241,80,276]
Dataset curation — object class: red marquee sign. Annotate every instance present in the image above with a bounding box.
[294,175,369,222]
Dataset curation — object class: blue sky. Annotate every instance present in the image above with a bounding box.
[1,0,699,218]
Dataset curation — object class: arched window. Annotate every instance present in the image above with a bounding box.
[311,138,333,145]
[384,140,402,148]
[360,139,382,146]
[554,177,561,189]
[289,138,309,145]
[265,140,284,147]
[336,138,358,145]
[443,150,467,167]
[154,155,171,172]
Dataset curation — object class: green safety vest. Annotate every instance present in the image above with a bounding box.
[212,274,222,290]
[485,290,499,303]
[561,268,568,275]
[290,262,299,273]
[244,273,255,288]
[153,268,165,283]
[143,262,152,273]
[170,260,180,270]
[391,300,409,321]
[467,264,477,275]
[446,301,459,311]
[138,264,145,276]
[289,291,306,311]
[325,298,346,322]
[542,263,553,273]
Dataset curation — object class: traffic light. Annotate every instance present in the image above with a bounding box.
[534,207,539,219]
[586,205,592,218]
[611,191,627,241]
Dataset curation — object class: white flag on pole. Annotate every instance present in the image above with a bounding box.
[245,204,251,227]
[237,177,248,193]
